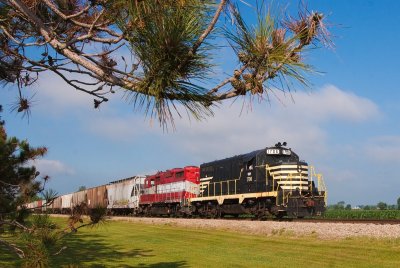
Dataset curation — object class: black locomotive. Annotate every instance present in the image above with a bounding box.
[190,143,326,218]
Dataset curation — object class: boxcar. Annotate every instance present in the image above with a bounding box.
[51,196,62,213]
[61,193,72,214]
[87,185,108,209]
[71,190,87,208]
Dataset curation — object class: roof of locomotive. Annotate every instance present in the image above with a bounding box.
[109,175,146,185]
[146,166,199,179]
[200,145,300,167]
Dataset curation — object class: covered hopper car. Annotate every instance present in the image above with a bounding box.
[107,176,146,215]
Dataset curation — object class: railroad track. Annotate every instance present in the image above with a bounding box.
[222,217,400,224]
[290,218,400,225]
[50,214,400,225]
[126,216,400,225]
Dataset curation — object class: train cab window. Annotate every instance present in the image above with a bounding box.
[150,179,155,186]
[176,171,184,178]
[247,162,253,170]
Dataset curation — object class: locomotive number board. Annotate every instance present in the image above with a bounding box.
[266,149,291,155]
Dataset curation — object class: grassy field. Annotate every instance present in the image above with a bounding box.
[2,218,400,268]
[323,209,400,219]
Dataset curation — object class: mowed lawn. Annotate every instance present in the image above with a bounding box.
[2,218,400,268]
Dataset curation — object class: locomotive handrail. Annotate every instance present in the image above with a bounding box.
[309,166,328,205]
[200,178,239,197]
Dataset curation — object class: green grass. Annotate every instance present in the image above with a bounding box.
[323,209,400,219]
[2,218,400,267]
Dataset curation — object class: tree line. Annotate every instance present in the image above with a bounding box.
[328,199,400,211]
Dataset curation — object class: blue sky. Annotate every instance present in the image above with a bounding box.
[2,1,400,206]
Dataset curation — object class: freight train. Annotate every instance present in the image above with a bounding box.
[26,143,327,218]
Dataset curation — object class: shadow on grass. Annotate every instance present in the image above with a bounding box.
[51,231,188,268]
[136,261,189,268]
[0,243,21,267]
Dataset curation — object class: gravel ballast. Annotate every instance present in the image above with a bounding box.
[110,217,400,240]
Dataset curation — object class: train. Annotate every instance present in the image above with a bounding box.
[26,143,327,218]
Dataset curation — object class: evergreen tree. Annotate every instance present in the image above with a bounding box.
[0,0,331,127]
[0,107,106,266]
[0,106,47,217]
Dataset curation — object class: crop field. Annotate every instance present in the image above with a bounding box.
[323,209,400,219]
[1,217,400,268]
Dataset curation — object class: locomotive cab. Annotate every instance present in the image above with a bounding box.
[263,143,326,217]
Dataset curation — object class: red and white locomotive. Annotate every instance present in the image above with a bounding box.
[138,166,199,216]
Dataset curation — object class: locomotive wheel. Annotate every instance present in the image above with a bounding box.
[276,211,285,219]
[197,208,206,218]
[210,210,219,219]
[209,206,221,219]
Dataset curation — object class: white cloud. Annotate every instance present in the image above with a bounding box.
[163,85,380,161]
[30,71,380,151]
[274,85,381,123]
[364,135,400,163]
[28,159,75,177]
[80,85,380,165]
[85,115,150,142]
[168,105,327,161]
[319,165,358,182]
[33,73,94,109]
